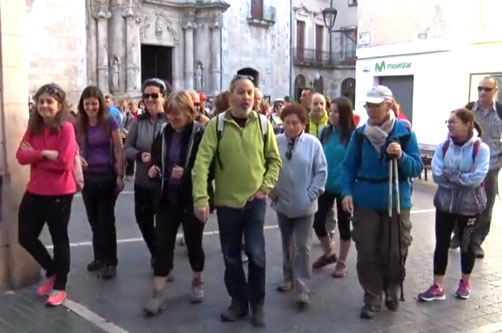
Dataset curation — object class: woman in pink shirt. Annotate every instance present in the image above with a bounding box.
[16,83,79,307]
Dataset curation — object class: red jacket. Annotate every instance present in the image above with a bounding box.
[16,122,78,196]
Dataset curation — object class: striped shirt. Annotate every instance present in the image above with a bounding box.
[473,101,501,170]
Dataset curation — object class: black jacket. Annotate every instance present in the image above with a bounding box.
[150,121,211,210]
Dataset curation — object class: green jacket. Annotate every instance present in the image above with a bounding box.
[307,111,329,139]
[192,111,282,208]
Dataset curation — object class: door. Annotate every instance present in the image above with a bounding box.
[296,21,305,62]
[251,0,263,20]
[315,25,323,64]
[141,45,173,87]
[341,78,356,107]
[378,75,414,123]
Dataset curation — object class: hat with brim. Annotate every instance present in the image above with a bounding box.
[365,85,393,104]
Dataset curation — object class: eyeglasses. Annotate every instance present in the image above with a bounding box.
[285,139,295,161]
[364,102,384,109]
[478,86,497,92]
[445,120,458,125]
[143,93,160,100]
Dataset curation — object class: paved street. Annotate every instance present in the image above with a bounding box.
[3,180,502,332]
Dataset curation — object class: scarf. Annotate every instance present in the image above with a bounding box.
[364,111,396,156]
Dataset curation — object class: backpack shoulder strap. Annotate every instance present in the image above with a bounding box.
[472,139,481,161]
[257,113,268,137]
[496,102,502,120]
[442,139,450,158]
[213,112,226,170]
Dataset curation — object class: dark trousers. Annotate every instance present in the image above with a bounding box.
[134,184,157,259]
[154,202,205,276]
[472,168,499,249]
[216,198,266,306]
[352,209,412,307]
[18,192,73,290]
[313,191,352,240]
[82,173,119,266]
[434,211,477,275]
[125,158,135,176]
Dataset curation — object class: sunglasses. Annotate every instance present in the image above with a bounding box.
[478,86,496,92]
[143,93,161,100]
[285,140,295,161]
[42,85,63,98]
[364,102,384,109]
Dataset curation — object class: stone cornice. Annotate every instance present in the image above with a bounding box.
[143,0,230,12]
[91,5,112,19]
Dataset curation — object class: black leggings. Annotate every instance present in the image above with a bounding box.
[134,185,157,260]
[82,173,119,266]
[18,192,73,290]
[313,191,351,240]
[434,210,478,275]
[154,202,205,276]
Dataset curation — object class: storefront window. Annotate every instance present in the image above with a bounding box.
[469,73,502,103]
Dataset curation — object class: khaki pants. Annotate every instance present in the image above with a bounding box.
[352,209,412,307]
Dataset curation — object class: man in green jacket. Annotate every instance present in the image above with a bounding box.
[192,75,281,327]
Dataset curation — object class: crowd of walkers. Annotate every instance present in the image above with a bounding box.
[14,74,500,327]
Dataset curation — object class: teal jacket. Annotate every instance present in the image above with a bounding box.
[341,120,423,210]
[320,126,348,194]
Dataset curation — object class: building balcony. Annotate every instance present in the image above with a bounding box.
[247,5,276,27]
[292,48,356,68]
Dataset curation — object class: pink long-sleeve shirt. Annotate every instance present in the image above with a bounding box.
[16,122,78,196]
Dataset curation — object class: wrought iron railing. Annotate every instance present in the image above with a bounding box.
[292,48,356,67]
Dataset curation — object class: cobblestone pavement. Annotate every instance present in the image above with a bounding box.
[3,180,502,332]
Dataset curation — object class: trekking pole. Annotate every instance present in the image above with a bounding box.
[393,158,405,301]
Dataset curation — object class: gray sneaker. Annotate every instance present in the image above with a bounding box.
[190,278,205,303]
[143,288,169,316]
[297,292,310,309]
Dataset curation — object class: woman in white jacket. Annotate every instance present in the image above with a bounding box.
[419,108,489,302]
[270,104,327,309]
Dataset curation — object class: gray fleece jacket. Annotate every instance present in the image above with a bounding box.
[124,112,167,189]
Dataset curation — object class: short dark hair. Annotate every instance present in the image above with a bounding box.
[280,104,308,125]
[142,78,171,96]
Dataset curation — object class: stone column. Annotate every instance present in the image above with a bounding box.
[109,1,126,94]
[183,21,196,90]
[122,3,141,94]
[92,5,112,93]
[0,0,40,289]
[209,18,222,96]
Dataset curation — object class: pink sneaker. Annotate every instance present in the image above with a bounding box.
[418,284,446,302]
[46,290,67,307]
[332,262,347,278]
[37,275,56,296]
[455,279,471,299]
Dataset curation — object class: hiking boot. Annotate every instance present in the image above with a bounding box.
[143,288,169,316]
[100,265,117,280]
[190,278,205,303]
[220,300,248,322]
[276,281,293,292]
[46,290,67,307]
[384,293,399,311]
[418,284,446,302]
[332,261,347,278]
[87,260,105,272]
[297,292,310,310]
[251,304,265,328]
[37,275,56,296]
[360,303,380,319]
[312,254,337,269]
[455,279,471,300]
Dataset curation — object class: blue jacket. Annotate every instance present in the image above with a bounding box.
[432,136,490,189]
[272,132,327,218]
[341,120,423,210]
[320,126,348,194]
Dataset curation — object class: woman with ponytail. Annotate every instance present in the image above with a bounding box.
[419,108,489,302]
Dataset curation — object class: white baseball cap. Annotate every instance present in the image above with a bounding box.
[365,85,393,104]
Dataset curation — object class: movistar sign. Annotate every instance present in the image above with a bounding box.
[375,61,411,73]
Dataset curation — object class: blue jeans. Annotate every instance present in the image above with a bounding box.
[217,198,266,306]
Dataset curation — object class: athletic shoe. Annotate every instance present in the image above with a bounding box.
[190,278,205,303]
[144,288,169,316]
[455,279,471,300]
[46,290,67,307]
[100,265,117,280]
[86,260,104,272]
[418,284,446,302]
[360,303,380,319]
[37,275,56,296]
[297,292,310,309]
[276,281,293,292]
[332,262,347,278]
[312,254,337,269]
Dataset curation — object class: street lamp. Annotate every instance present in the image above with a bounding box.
[322,0,337,65]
